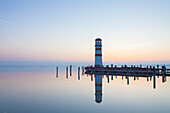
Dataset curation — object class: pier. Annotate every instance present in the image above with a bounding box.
[85,65,170,77]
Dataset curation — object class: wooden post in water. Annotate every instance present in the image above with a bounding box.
[137,66,139,80]
[81,66,84,75]
[150,66,152,81]
[162,66,166,83]
[125,65,127,79]
[164,66,167,82]
[70,65,72,76]
[146,66,149,81]
[56,66,58,78]
[157,65,159,78]
[121,65,123,76]
[78,67,80,80]
[147,66,148,76]
[66,67,68,79]
[127,68,129,85]
[140,64,142,68]
[106,65,109,83]
[115,65,117,78]
[111,64,113,80]
[134,66,136,80]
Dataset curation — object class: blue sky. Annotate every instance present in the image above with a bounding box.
[0,0,170,65]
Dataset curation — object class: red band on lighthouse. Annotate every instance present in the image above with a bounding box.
[95,45,102,47]
[96,90,102,93]
[95,54,102,56]
[96,48,101,50]
[95,84,102,86]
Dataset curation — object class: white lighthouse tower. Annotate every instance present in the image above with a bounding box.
[95,38,103,67]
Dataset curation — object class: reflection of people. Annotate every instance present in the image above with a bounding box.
[95,75,103,103]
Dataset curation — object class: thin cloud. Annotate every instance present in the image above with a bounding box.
[0,19,14,24]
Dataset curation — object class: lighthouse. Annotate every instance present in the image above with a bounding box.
[94,38,103,103]
[95,38,103,67]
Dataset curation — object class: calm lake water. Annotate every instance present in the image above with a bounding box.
[0,65,170,113]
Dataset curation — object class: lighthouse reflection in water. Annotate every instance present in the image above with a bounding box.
[95,74,103,103]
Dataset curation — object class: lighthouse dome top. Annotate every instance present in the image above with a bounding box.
[95,38,102,41]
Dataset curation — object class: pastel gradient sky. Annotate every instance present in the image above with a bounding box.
[0,0,170,65]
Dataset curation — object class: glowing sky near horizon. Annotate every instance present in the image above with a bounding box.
[0,0,170,64]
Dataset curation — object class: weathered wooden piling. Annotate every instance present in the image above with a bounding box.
[82,66,84,75]
[164,66,167,82]
[162,66,166,83]
[78,67,80,80]
[157,65,159,75]
[70,65,72,76]
[107,65,109,83]
[56,66,58,78]
[140,64,142,68]
[147,66,149,76]
[111,64,113,80]
[66,67,68,79]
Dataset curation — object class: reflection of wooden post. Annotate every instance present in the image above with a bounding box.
[111,75,113,80]
[153,66,156,89]
[107,75,109,83]
[147,77,149,81]
[127,76,129,85]
[56,67,58,78]
[91,73,93,81]
[162,66,165,82]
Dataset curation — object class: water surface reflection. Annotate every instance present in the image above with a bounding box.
[0,65,170,113]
